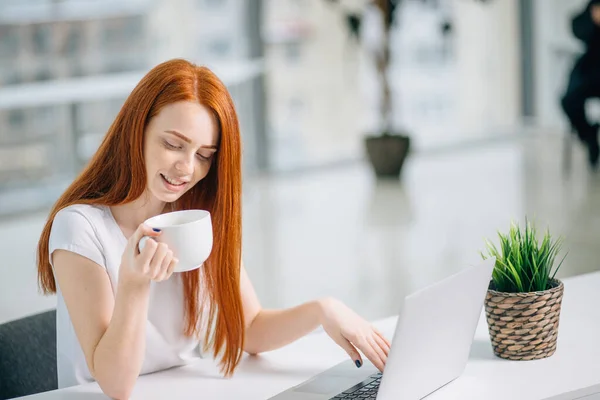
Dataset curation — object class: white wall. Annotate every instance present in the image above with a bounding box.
[263,0,363,170]
[452,0,521,132]
[390,0,522,148]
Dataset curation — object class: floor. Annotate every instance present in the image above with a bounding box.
[1,132,599,325]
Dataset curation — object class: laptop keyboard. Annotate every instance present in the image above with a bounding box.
[329,372,383,399]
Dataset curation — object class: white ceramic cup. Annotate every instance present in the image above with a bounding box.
[138,209,213,273]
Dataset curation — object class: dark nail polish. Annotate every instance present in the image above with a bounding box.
[153,228,161,232]
[355,360,362,368]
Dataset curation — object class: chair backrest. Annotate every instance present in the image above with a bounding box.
[0,309,57,400]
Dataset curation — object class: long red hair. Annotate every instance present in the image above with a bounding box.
[37,59,244,376]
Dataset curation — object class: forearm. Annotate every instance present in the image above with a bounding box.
[243,299,325,354]
[92,280,150,399]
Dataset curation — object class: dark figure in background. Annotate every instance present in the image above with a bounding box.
[561,0,600,168]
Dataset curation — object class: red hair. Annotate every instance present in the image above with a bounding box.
[37,59,244,376]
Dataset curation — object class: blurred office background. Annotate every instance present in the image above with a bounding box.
[1,0,600,326]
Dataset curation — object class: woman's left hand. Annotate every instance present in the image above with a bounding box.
[319,297,392,372]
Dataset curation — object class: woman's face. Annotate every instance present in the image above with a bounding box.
[144,101,219,204]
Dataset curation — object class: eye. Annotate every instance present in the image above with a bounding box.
[196,153,212,161]
[163,140,181,150]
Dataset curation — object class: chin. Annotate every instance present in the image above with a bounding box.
[161,193,182,203]
[151,184,188,204]
[151,192,177,204]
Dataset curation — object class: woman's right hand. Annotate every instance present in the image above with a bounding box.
[119,223,179,285]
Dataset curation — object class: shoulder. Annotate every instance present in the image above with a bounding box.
[49,204,111,269]
[55,203,107,218]
[53,204,108,231]
[50,204,110,255]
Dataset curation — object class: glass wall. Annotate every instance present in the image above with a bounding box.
[0,0,265,218]
[1,0,556,216]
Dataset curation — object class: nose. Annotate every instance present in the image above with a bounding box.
[175,153,194,175]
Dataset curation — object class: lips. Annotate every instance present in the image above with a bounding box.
[160,174,190,193]
[160,173,189,186]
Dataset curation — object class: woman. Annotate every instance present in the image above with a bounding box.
[560,0,600,168]
[37,59,390,400]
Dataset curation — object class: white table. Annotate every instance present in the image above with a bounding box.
[20,271,600,399]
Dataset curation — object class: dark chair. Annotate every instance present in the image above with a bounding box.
[0,309,58,400]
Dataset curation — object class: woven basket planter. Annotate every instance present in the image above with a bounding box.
[484,278,564,361]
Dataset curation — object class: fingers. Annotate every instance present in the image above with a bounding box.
[368,336,387,371]
[155,253,178,282]
[356,336,385,372]
[153,249,172,281]
[131,223,161,251]
[348,329,389,372]
[138,236,158,268]
[333,335,363,368]
[374,327,392,350]
[373,332,390,358]
[149,243,169,279]
[166,257,179,279]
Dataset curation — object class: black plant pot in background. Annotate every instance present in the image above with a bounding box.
[364,133,411,178]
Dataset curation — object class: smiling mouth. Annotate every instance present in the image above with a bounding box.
[160,173,188,186]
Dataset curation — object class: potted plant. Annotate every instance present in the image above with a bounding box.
[326,0,411,178]
[480,220,566,361]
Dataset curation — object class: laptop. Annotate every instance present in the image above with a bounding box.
[268,258,496,400]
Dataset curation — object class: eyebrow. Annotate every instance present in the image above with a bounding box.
[164,130,218,150]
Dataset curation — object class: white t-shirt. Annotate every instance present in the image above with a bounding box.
[48,204,206,389]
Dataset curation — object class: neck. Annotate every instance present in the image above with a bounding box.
[110,191,170,233]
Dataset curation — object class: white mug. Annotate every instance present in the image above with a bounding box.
[138,209,213,273]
